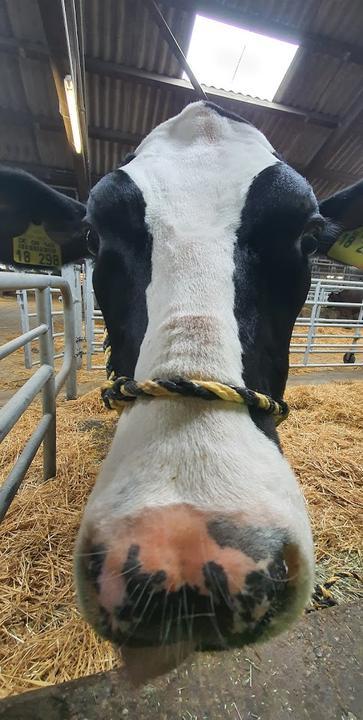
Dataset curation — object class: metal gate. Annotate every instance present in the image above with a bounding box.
[17,264,83,371]
[81,263,363,372]
[0,272,77,521]
[84,258,105,370]
[291,278,363,368]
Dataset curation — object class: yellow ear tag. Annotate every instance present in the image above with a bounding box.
[327,227,363,270]
[13,223,62,267]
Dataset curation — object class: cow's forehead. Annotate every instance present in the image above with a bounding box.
[133,101,275,157]
[121,101,280,226]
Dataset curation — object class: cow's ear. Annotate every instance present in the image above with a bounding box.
[318,180,363,268]
[0,166,92,267]
[319,180,363,230]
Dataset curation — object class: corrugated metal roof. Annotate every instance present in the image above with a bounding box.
[209,0,363,45]
[275,49,363,116]
[0,120,38,163]
[86,73,185,135]
[0,0,362,199]
[19,56,59,119]
[0,53,28,111]
[84,0,194,76]
[4,0,46,43]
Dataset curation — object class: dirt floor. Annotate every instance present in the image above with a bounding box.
[0,602,361,720]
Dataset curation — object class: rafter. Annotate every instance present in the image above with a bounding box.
[2,108,360,194]
[0,160,79,189]
[85,58,339,129]
[0,107,143,146]
[37,0,90,200]
[304,88,363,183]
[294,163,359,189]
[142,0,207,99]
[0,36,339,129]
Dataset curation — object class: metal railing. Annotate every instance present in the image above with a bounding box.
[0,272,77,521]
[83,261,363,372]
[84,258,105,370]
[310,256,363,283]
[16,264,83,371]
[291,278,363,367]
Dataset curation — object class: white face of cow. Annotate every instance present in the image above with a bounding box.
[75,102,318,661]
[1,104,362,675]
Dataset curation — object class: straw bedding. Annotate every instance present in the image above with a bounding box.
[0,381,362,697]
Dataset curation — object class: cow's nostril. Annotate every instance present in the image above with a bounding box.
[203,560,234,609]
[75,508,310,652]
[85,544,107,591]
[92,547,296,649]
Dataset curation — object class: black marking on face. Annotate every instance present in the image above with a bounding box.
[203,560,234,609]
[100,543,292,650]
[233,162,319,443]
[85,543,106,592]
[207,519,289,563]
[121,543,167,597]
[98,605,113,641]
[88,170,152,378]
[239,553,291,622]
[203,101,251,125]
[121,152,136,166]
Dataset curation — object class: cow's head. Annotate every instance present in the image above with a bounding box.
[1,102,363,672]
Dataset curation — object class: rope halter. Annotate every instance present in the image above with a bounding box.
[101,375,289,425]
[101,331,288,424]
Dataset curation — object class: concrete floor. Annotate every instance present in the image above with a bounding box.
[287,369,363,385]
[0,602,361,720]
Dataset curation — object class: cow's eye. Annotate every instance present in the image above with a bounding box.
[86,227,99,256]
[300,233,318,256]
[300,216,325,256]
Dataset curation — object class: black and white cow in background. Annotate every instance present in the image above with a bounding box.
[1,102,363,675]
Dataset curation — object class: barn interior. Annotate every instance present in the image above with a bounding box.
[0,0,362,716]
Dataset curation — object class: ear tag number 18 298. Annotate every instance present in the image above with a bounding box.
[13,224,62,267]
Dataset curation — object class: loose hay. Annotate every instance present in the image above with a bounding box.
[0,381,362,697]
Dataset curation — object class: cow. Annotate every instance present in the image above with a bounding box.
[1,101,363,677]
[326,288,363,321]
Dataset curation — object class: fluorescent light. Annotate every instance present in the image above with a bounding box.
[185,15,298,101]
[64,74,82,154]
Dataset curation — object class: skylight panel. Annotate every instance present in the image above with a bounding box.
[185,15,299,101]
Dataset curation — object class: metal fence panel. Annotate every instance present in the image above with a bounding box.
[0,272,77,522]
[84,259,105,370]
[17,265,83,373]
[291,278,363,367]
[83,261,363,372]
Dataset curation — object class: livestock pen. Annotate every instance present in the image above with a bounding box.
[0,278,362,698]
[0,0,363,712]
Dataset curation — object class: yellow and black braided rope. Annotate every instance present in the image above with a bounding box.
[101,375,289,424]
[101,329,288,423]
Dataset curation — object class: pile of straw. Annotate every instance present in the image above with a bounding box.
[0,380,362,697]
